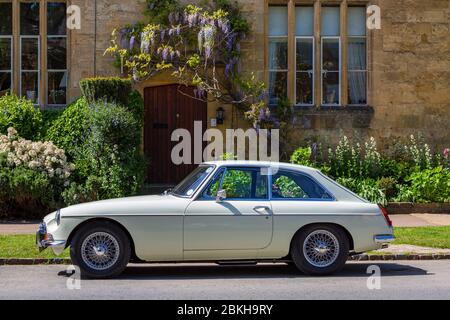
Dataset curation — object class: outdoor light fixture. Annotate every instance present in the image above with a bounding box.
[216,107,225,125]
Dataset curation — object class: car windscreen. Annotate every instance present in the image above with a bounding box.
[171,165,215,197]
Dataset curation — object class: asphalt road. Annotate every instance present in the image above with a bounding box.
[0,261,449,300]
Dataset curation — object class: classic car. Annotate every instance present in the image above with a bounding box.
[37,161,394,278]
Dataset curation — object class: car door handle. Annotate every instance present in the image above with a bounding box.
[253,206,270,214]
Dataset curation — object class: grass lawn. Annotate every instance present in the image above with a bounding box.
[0,226,449,259]
[0,234,70,259]
[393,226,450,249]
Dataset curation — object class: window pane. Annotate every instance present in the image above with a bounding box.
[21,38,39,70]
[296,38,313,71]
[0,38,12,70]
[348,7,366,36]
[269,38,287,70]
[321,7,340,36]
[322,38,339,71]
[0,72,11,96]
[48,2,67,35]
[0,2,12,35]
[296,72,313,105]
[269,72,287,106]
[21,72,39,104]
[348,38,366,70]
[323,72,339,105]
[48,72,67,105]
[48,37,67,69]
[255,172,268,199]
[203,170,224,199]
[269,6,288,36]
[348,72,367,105]
[272,171,332,199]
[222,169,252,199]
[21,2,40,35]
[295,6,313,36]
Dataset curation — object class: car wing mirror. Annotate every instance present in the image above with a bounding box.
[216,189,227,202]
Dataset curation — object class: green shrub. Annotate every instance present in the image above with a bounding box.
[127,90,145,125]
[80,77,132,106]
[336,178,387,205]
[290,147,312,167]
[327,136,382,179]
[0,129,74,218]
[377,177,397,199]
[393,184,415,203]
[379,158,414,183]
[62,102,145,205]
[40,109,64,139]
[406,167,450,203]
[0,94,42,140]
[45,98,90,159]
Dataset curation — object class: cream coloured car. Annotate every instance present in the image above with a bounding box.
[37,161,394,278]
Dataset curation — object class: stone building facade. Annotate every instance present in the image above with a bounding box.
[1,0,449,152]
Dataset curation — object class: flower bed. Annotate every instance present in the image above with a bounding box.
[290,135,450,205]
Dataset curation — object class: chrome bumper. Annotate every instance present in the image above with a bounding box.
[36,222,66,255]
[374,235,396,244]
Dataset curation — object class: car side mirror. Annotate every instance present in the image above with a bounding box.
[216,189,227,202]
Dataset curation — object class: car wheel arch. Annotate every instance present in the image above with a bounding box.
[66,217,140,262]
[289,223,354,254]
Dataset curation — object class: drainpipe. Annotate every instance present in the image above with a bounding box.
[93,0,97,77]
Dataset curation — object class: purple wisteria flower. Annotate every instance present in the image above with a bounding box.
[118,28,129,49]
[129,36,136,50]
[162,47,169,61]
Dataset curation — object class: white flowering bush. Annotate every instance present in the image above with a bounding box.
[0,127,75,218]
[0,127,74,183]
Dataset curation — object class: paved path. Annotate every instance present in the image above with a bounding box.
[390,214,450,227]
[0,222,39,235]
[0,214,449,235]
[0,261,449,300]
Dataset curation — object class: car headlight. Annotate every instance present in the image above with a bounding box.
[55,209,61,226]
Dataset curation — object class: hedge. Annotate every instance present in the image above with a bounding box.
[80,77,132,106]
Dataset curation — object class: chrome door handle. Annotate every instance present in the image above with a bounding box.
[253,206,270,214]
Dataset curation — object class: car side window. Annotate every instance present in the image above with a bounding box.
[203,169,225,199]
[201,167,268,200]
[272,170,332,200]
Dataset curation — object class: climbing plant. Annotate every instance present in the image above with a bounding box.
[105,0,278,129]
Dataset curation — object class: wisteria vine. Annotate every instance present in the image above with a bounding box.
[105,0,280,129]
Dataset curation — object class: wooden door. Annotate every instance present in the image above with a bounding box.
[144,85,207,184]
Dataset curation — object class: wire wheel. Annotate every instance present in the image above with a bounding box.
[81,232,121,271]
[302,229,340,268]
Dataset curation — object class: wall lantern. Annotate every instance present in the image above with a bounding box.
[216,107,225,125]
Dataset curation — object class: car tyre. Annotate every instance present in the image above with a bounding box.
[291,225,349,276]
[70,221,131,279]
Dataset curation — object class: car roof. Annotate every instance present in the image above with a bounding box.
[202,160,320,174]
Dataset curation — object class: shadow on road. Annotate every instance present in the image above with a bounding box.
[88,262,429,280]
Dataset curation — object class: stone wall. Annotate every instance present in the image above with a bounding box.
[67,0,450,151]
[68,0,146,101]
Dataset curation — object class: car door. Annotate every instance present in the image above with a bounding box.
[184,166,273,256]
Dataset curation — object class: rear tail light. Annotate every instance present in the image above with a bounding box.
[379,205,393,227]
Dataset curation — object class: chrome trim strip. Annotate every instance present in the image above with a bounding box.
[374,235,395,243]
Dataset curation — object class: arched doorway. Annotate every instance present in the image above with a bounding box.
[144,84,207,185]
